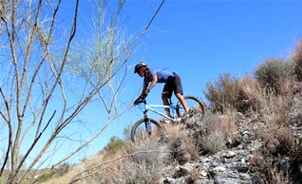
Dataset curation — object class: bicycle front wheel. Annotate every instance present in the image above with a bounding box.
[130,118,162,143]
[176,96,205,118]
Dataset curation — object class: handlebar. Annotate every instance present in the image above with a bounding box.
[134,99,146,105]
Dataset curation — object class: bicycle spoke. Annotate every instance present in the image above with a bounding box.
[131,118,162,142]
[176,96,205,118]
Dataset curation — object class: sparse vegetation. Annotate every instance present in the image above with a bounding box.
[249,153,289,184]
[102,137,127,159]
[205,74,243,113]
[205,74,259,114]
[293,40,302,81]
[42,40,302,184]
[255,59,292,95]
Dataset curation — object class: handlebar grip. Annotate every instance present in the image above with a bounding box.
[138,99,146,104]
[134,99,147,105]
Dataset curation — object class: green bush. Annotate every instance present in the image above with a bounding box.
[293,40,302,81]
[255,59,292,95]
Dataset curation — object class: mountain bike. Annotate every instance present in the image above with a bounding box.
[130,96,205,142]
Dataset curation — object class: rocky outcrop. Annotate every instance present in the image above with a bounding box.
[158,96,302,184]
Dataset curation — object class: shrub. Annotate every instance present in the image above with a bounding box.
[237,76,262,113]
[199,113,239,154]
[103,136,126,158]
[257,94,292,127]
[164,124,199,162]
[293,40,302,81]
[249,156,289,184]
[205,74,257,113]
[262,126,294,156]
[255,59,292,95]
[205,74,242,113]
[289,142,302,183]
[201,131,226,154]
[249,141,302,184]
[83,139,169,184]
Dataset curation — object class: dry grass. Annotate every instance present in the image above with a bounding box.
[205,74,262,114]
[249,152,289,184]
[257,94,292,126]
[255,58,292,95]
[205,73,241,113]
[263,126,294,156]
[85,139,170,184]
[163,124,199,164]
[293,40,302,81]
[199,113,239,154]
[43,128,177,184]
[238,76,263,111]
[42,124,198,184]
[253,92,295,156]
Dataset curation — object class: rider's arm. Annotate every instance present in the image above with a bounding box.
[146,73,158,92]
[140,72,157,99]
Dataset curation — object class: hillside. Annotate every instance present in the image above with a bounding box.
[40,41,302,184]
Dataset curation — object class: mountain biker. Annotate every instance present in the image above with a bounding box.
[133,62,190,117]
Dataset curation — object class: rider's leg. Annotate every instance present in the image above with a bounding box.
[173,73,189,113]
[175,93,189,113]
[162,92,171,117]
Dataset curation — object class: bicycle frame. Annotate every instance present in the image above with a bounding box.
[139,102,180,121]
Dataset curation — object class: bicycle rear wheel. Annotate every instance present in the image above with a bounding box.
[176,96,205,118]
[130,118,162,142]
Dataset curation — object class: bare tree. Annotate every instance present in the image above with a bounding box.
[0,0,130,183]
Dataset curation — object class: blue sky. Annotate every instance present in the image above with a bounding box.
[123,0,302,96]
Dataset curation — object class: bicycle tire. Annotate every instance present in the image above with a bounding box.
[176,96,205,118]
[130,118,162,142]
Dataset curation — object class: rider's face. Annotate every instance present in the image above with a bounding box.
[137,67,145,77]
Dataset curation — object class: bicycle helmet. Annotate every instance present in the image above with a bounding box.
[134,63,147,73]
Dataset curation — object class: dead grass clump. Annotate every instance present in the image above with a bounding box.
[205,73,241,113]
[249,144,302,184]
[255,93,295,156]
[255,59,292,95]
[163,124,199,164]
[239,76,263,111]
[249,152,289,184]
[200,113,239,154]
[293,40,302,81]
[289,142,302,183]
[279,78,297,96]
[262,126,294,156]
[257,94,292,127]
[102,136,126,159]
[81,159,162,184]
[205,74,260,114]
[71,139,169,184]
[201,131,226,154]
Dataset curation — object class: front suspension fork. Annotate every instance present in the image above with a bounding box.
[143,110,151,135]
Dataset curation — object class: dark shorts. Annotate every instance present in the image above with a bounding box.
[162,73,183,98]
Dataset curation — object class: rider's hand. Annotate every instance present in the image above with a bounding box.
[133,97,144,105]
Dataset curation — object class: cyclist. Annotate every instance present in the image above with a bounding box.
[133,62,189,117]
